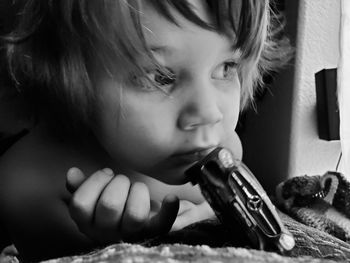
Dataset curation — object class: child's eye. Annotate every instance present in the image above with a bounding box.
[148,69,176,89]
[132,68,176,93]
[212,61,238,81]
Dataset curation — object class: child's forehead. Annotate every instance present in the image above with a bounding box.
[139,0,237,51]
[139,0,240,30]
[140,0,210,29]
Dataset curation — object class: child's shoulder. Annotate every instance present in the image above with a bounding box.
[0,125,98,258]
[2,127,77,181]
[0,124,100,212]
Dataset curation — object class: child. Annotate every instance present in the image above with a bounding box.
[0,0,290,261]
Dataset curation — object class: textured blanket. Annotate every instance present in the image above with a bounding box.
[35,211,350,263]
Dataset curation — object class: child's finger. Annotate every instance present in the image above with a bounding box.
[143,194,179,238]
[68,168,114,235]
[66,167,87,193]
[120,182,150,238]
[94,174,131,237]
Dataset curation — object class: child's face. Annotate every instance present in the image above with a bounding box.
[93,0,242,185]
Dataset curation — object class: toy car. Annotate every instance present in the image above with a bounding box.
[185,147,295,253]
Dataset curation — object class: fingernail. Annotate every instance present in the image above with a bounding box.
[165,195,179,203]
[67,167,79,178]
[102,168,114,176]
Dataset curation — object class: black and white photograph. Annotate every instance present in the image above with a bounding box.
[0,0,349,262]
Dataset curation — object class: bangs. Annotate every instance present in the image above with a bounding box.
[147,0,267,60]
[95,0,276,108]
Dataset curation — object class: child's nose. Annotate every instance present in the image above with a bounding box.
[177,80,223,131]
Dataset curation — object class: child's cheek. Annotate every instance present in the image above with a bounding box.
[225,131,243,161]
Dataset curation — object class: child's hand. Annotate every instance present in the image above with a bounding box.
[66,168,179,244]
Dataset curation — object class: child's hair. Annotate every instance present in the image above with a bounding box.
[1,0,291,139]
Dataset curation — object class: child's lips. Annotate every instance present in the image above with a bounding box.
[171,146,217,164]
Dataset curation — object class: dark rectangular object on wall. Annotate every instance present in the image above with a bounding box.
[315,68,340,141]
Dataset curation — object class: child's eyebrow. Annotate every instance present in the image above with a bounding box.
[150,44,238,56]
[149,45,175,54]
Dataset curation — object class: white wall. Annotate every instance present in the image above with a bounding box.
[338,0,350,177]
[290,0,341,178]
[240,0,342,193]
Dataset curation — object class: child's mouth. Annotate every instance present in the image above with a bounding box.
[171,146,217,164]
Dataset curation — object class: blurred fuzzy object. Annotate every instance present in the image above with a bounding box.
[0,245,18,263]
[276,171,350,243]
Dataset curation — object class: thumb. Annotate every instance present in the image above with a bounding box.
[144,194,179,238]
[65,167,87,193]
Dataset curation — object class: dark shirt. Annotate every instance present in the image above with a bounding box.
[0,129,28,251]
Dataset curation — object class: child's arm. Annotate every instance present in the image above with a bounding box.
[0,134,179,260]
[0,164,96,261]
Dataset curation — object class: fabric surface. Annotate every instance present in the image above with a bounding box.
[34,212,350,263]
[41,243,339,263]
